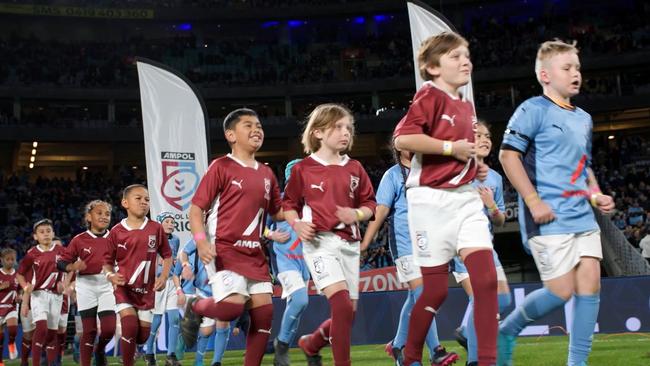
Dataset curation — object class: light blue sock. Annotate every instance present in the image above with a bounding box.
[466,296,478,363]
[166,309,180,356]
[392,288,415,349]
[278,287,309,344]
[145,314,163,355]
[212,326,230,363]
[499,292,512,314]
[194,332,210,366]
[568,293,600,365]
[500,287,566,336]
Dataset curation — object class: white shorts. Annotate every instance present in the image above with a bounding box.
[59,313,68,329]
[0,310,18,325]
[209,270,273,303]
[76,274,116,312]
[115,303,154,323]
[453,265,507,283]
[277,270,308,299]
[31,291,63,330]
[153,278,179,314]
[19,303,34,332]
[407,185,492,267]
[394,255,423,284]
[528,230,602,281]
[303,232,360,300]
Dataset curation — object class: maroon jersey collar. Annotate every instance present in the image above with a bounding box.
[309,153,350,167]
[86,229,110,239]
[35,244,55,253]
[120,217,149,231]
[227,153,259,170]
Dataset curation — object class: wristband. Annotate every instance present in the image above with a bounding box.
[355,209,364,221]
[176,288,184,295]
[104,271,115,280]
[193,231,206,242]
[263,227,274,238]
[442,140,453,156]
[589,187,602,207]
[523,193,540,206]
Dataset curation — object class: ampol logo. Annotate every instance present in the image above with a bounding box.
[160,151,200,211]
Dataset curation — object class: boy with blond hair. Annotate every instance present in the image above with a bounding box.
[498,40,614,366]
[393,31,498,366]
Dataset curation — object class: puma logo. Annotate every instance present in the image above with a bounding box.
[83,248,92,254]
[231,179,243,189]
[441,114,456,126]
[84,343,94,347]
[310,181,325,192]
[120,337,133,344]
[117,243,127,250]
[552,124,564,132]
[33,261,40,267]
[258,328,272,334]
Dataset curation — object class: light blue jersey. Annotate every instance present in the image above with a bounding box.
[452,168,505,273]
[182,239,211,298]
[376,164,410,258]
[270,221,310,281]
[157,234,180,277]
[502,96,598,244]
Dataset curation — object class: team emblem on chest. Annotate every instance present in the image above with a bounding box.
[148,235,157,249]
[264,178,271,200]
[349,175,360,198]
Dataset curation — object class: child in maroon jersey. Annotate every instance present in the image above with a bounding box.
[283,104,376,366]
[17,219,67,366]
[393,32,497,366]
[0,248,19,364]
[103,185,172,366]
[58,200,116,366]
[183,108,284,366]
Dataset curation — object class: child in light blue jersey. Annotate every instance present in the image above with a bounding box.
[146,212,182,366]
[272,159,311,366]
[360,147,458,366]
[451,120,512,366]
[498,40,615,366]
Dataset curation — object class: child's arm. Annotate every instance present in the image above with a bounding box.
[360,205,390,252]
[189,203,215,264]
[395,135,476,162]
[586,168,614,213]
[499,149,555,224]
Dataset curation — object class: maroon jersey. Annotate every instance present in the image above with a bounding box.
[282,154,377,242]
[17,245,64,292]
[0,268,18,317]
[192,154,282,282]
[105,218,171,310]
[393,82,478,188]
[60,230,110,275]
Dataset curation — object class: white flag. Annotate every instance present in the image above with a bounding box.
[407,0,474,102]
[137,58,209,249]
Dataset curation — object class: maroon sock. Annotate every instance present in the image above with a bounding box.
[120,315,139,366]
[465,250,498,365]
[403,264,449,366]
[58,332,66,355]
[97,312,116,353]
[80,317,98,366]
[136,324,151,345]
[31,321,48,366]
[8,325,17,344]
[243,303,274,366]
[193,298,245,321]
[304,318,332,355]
[46,329,59,364]
[329,290,354,366]
[21,337,32,366]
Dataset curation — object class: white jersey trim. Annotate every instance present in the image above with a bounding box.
[309,153,350,167]
[85,230,110,239]
[227,153,259,170]
[120,217,149,231]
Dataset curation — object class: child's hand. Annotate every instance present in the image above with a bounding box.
[335,206,358,225]
[72,259,87,272]
[293,221,316,242]
[529,200,555,224]
[270,230,291,244]
[595,194,615,214]
[0,281,8,290]
[476,162,489,181]
[197,239,216,265]
[154,276,167,291]
[181,265,194,281]
[477,186,496,208]
[108,272,125,286]
[452,139,476,162]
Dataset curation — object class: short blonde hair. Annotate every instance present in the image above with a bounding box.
[301,104,355,154]
[534,39,579,84]
[417,32,469,81]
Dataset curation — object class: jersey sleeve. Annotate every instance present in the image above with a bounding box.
[375,168,398,208]
[59,237,78,265]
[356,164,377,214]
[17,250,34,277]
[157,226,172,259]
[104,229,118,267]
[182,240,197,256]
[192,160,225,211]
[268,174,282,216]
[282,164,304,213]
[501,102,542,154]
[393,89,434,137]
[494,172,506,212]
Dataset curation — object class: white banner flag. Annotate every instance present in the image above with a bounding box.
[137,58,209,249]
[407,0,474,102]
